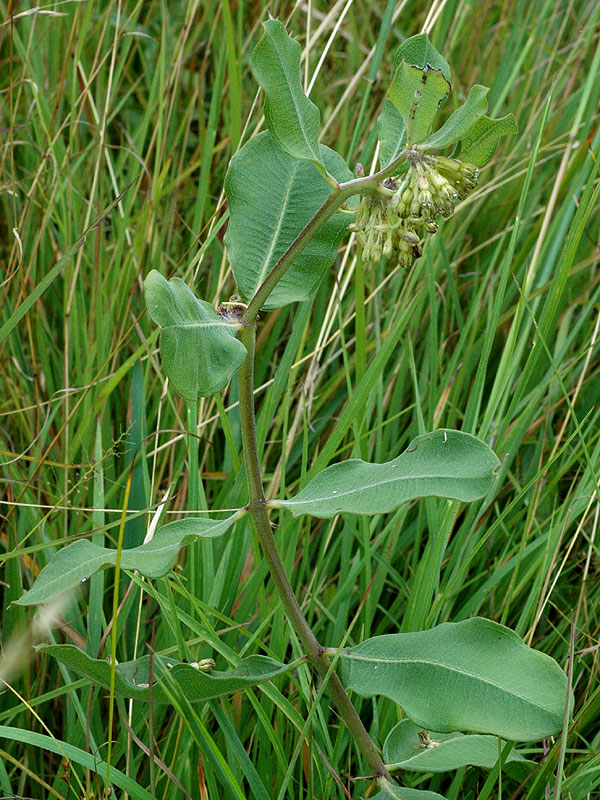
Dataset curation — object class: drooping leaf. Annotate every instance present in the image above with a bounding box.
[17,514,241,605]
[383,719,535,779]
[144,271,246,399]
[389,62,451,146]
[454,113,518,167]
[37,644,291,703]
[421,85,489,150]
[274,430,499,519]
[340,618,570,741]
[225,131,352,309]
[393,34,451,81]
[378,99,408,168]
[252,19,324,168]
[372,781,449,800]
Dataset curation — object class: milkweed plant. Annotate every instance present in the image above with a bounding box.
[19,21,570,800]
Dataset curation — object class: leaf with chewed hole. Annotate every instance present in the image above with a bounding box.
[274,430,499,519]
[392,34,451,81]
[389,62,451,145]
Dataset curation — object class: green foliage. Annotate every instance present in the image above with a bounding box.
[252,19,324,169]
[372,782,449,800]
[456,113,520,167]
[383,720,535,778]
[17,513,241,605]
[275,430,499,517]
[144,271,246,398]
[378,99,408,168]
[386,33,516,165]
[224,131,352,308]
[340,617,569,740]
[392,33,451,81]
[4,3,597,798]
[389,62,451,146]
[37,644,291,703]
[421,85,490,150]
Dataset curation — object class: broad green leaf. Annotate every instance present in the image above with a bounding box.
[17,514,241,605]
[378,99,408,168]
[421,85,489,150]
[274,430,499,518]
[340,618,569,741]
[252,19,323,168]
[225,131,352,309]
[383,719,535,779]
[372,781,449,800]
[37,644,291,703]
[144,271,246,399]
[455,113,518,167]
[389,62,451,145]
[393,33,451,81]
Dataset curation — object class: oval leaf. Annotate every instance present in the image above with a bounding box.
[17,514,241,605]
[252,19,323,168]
[340,617,570,741]
[393,34,451,81]
[389,62,451,146]
[144,271,246,399]
[225,131,352,309]
[454,113,518,167]
[421,84,489,150]
[274,430,499,518]
[37,644,290,703]
[383,719,535,779]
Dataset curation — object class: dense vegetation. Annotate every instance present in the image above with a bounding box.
[1,1,599,798]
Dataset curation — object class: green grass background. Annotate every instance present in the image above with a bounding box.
[1,0,599,798]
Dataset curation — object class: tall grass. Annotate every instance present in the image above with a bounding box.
[1,1,599,798]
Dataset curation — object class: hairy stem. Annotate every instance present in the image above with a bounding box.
[237,323,390,781]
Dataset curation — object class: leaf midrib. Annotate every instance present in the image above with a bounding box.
[282,460,488,506]
[344,653,559,715]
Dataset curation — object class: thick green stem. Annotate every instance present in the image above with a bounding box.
[237,323,390,781]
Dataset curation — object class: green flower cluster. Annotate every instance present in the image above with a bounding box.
[350,152,479,268]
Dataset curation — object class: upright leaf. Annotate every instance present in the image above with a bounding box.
[340,617,570,741]
[252,19,324,168]
[455,113,518,167]
[383,719,535,779]
[389,62,451,145]
[421,84,490,150]
[17,514,241,605]
[144,271,246,399]
[38,645,291,703]
[274,430,499,518]
[225,131,352,309]
[378,99,408,168]
[393,34,451,81]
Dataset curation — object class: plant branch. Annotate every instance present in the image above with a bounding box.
[236,323,391,781]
